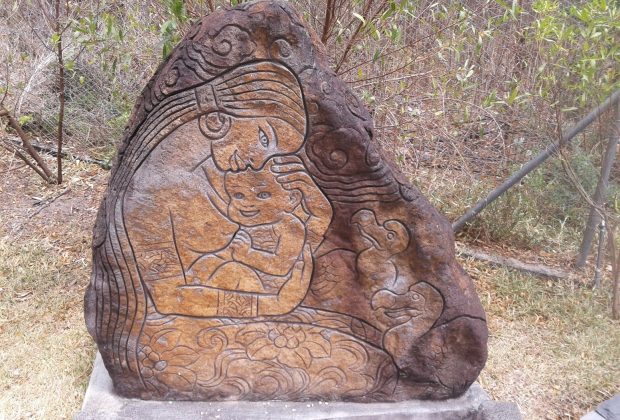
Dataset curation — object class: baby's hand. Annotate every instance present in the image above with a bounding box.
[230,230,252,259]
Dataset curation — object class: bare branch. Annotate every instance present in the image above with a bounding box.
[0,60,9,107]
[55,0,65,184]
[0,106,55,181]
[0,139,51,182]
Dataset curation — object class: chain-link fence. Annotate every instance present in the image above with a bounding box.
[5,57,153,162]
[0,1,161,162]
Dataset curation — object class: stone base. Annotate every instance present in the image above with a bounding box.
[76,353,520,420]
[581,393,620,420]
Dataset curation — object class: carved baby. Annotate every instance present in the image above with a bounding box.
[188,158,305,293]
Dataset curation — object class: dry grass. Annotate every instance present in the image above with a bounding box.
[0,153,619,419]
[0,238,94,418]
[0,155,105,419]
[466,258,620,419]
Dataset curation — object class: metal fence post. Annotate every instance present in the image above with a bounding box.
[576,102,620,268]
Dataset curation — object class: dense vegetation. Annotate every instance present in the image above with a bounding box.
[2,0,618,250]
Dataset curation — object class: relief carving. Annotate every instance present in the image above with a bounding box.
[86,0,488,402]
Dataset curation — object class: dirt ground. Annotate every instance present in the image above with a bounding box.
[0,153,618,419]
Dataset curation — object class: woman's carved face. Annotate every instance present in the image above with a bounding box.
[210,117,305,172]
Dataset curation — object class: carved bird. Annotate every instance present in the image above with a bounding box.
[371,282,444,369]
[350,209,409,289]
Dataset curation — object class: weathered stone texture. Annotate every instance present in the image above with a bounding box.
[85,0,488,402]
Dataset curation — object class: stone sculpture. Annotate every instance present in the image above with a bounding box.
[85,0,488,402]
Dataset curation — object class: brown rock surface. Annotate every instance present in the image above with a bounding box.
[85,0,487,402]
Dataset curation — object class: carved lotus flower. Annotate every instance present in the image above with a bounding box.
[238,325,331,369]
[139,329,199,392]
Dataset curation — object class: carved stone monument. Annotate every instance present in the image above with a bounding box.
[85,0,488,402]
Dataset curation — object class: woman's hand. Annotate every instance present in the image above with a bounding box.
[272,156,316,198]
[272,156,332,251]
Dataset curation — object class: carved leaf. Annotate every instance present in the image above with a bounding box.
[162,346,200,366]
[151,329,183,353]
[302,340,330,359]
[158,366,197,392]
[293,347,312,368]
[246,338,275,361]
[277,350,307,369]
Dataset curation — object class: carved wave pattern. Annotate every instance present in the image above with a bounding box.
[137,318,397,400]
[303,137,402,204]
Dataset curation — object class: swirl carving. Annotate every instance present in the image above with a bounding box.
[270,38,293,59]
[198,24,256,67]
[199,113,232,140]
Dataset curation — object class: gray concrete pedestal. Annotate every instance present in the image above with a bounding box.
[76,353,520,420]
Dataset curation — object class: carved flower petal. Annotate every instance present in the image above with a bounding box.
[302,340,330,358]
[157,367,196,392]
[247,339,277,361]
[147,350,160,363]
[140,346,153,358]
[151,329,182,353]
[277,349,306,369]
[283,325,306,341]
[142,367,154,379]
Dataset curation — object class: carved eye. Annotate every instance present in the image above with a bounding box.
[258,191,271,199]
[259,128,269,147]
[387,232,395,240]
[233,192,245,200]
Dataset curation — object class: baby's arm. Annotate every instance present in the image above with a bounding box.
[233,216,305,276]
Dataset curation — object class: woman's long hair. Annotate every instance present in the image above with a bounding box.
[86,60,307,388]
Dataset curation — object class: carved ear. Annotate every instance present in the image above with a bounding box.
[198,112,232,140]
[383,220,410,251]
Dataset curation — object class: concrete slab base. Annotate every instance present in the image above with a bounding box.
[581,393,620,420]
[76,353,521,420]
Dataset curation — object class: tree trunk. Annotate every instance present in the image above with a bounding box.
[55,0,65,184]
